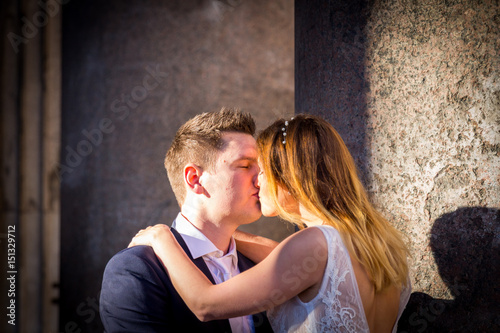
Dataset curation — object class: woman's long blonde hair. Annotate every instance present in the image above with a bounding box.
[257,114,409,292]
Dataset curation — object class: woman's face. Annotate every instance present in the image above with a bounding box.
[257,158,298,217]
[257,159,279,217]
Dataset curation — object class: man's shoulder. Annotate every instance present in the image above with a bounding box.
[104,245,165,277]
[101,245,173,301]
[108,245,157,264]
[100,247,176,331]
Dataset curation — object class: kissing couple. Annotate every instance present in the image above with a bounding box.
[100,108,411,332]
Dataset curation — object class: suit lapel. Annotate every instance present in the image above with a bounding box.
[171,228,273,332]
[237,251,274,333]
[170,228,232,332]
[170,227,216,284]
[236,251,254,272]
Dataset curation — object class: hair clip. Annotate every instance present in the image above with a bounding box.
[281,117,293,144]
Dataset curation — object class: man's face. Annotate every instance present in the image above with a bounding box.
[200,132,262,226]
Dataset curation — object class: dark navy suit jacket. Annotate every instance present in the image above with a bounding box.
[100,228,273,332]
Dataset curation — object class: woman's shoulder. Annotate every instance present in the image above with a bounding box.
[309,224,344,244]
[287,224,343,244]
[292,225,329,242]
[273,226,326,257]
[274,224,347,265]
[280,225,333,258]
[303,225,352,262]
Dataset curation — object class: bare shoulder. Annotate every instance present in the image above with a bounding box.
[272,227,329,302]
[293,226,328,242]
[277,226,329,260]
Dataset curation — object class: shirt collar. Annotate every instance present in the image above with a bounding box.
[172,213,237,263]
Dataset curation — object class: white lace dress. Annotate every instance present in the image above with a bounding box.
[267,225,411,333]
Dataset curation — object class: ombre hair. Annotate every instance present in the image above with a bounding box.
[257,114,409,292]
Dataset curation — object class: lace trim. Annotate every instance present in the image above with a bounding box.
[267,225,410,333]
[316,226,369,332]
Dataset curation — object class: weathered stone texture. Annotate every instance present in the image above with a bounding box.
[297,0,499,331]
[364,0,499,299]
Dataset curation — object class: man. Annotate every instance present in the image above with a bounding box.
[99,108,273,332]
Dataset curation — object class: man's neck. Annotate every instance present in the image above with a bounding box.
[180,211,236,254]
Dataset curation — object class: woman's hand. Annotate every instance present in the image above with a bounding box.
[128,224,172,248]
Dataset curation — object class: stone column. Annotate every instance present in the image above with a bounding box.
[296,0,499,331]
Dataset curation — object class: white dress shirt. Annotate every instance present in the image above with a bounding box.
[172,213,255,333]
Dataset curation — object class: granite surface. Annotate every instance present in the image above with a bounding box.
[297,0,499,331]
[364,0,499,299]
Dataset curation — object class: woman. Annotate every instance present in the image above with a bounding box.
[130,114,411,332]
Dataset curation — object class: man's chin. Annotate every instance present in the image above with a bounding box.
[253,211,263,222]
[243,209,262,224]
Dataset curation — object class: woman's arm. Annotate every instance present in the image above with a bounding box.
[233,229,280,263]
[129,224,327,321]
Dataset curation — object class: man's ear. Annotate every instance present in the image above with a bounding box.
[184,164,205,195]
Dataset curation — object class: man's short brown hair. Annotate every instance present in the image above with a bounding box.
[165,107,256,206]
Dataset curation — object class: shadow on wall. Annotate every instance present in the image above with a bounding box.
[295,0,371,186]
[398,207,500,333]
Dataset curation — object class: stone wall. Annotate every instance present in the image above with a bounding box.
[60,0,294,331]
[4,0,498,331]
[296,0,499,331]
